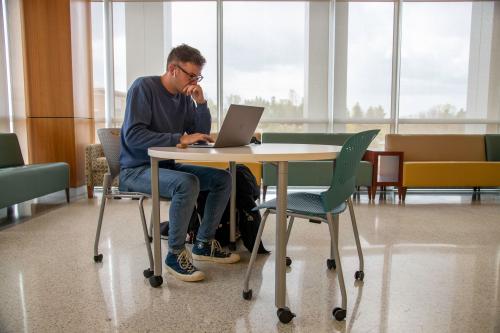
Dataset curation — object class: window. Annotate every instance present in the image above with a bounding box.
[333,2,394,148]
[91,2,104,137]
[223,1,308,133]
[399,2,472,121]
[90,1,500,140]
[107,2,217,129]
[343,2,393,121]
[0,0,9,133]
[170,1,217,130]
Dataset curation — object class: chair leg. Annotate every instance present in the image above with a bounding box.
[87,185,94,199]
[94,175,111,262]
[347,197,364,274]
[327,213,347,311]
[65,188,70,203]
[148,209,154,240]
[326,209,340,271]
[327,215,338,267]
[262,185,268,201]
[139,197,154,272]
[243,209,270,295]
[398,186,408,202]
[285,216,295,246]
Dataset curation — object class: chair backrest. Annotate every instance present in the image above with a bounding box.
[262,132,353,146]
[97,128,122,180]
[321,129,379,211]
[0,133,25,168]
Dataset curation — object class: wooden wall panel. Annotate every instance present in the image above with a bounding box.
[22,0,94,188]
[27,118,77,182]
[22,0,74,118]
[26,118,92,187]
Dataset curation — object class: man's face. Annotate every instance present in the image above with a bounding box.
[172,62,203,92]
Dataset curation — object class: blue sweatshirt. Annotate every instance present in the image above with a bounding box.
[120,76,211,169]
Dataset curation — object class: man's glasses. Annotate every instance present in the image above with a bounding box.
[175,64,203,83]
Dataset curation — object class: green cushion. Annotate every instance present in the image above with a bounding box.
[263,160,372,187]
[0,133,24,168]
[485,134,500,161]
[261,133,373,187]
[262,132,352,146]
[0,163,69,208]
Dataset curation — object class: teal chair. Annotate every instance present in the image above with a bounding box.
[243,129,379,323]
[261,132,374,201]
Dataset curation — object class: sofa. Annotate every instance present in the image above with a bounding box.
[261,132,374,200]
[0,133,70,208]
[385,134,500,200]
[85,132,262,198]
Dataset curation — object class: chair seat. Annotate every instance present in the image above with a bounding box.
[257,192,347,218]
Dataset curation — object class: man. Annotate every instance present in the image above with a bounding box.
[119,44,239,282]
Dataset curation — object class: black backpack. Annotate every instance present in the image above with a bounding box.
[188,165,269,254]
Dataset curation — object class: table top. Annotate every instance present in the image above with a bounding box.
[148,143,341,163]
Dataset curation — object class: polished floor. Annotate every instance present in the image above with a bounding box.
[0,190,499,333]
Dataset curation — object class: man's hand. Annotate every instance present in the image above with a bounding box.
[179,133,214,145]
[182,84,206,104]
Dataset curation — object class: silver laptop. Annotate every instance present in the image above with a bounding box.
[189,104,264,148]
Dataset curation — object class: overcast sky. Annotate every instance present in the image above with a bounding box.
[91,1,484,118]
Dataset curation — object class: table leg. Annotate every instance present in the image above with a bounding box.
[275,161,295,323]
[150,157,163,287]
[229,161,237,250]
[276,161,288,308]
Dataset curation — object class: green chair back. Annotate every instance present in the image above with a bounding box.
[0,133,25,168]
[262,132,353,146]
[321,130,379,211]
[485,134,500,161]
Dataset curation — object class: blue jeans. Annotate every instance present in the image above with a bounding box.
[120,163,231,254]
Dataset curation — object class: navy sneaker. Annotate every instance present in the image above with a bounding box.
[192,240,240,264]
[165,249,205,282]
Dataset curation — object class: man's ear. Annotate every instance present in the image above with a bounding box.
[167,63,175,75]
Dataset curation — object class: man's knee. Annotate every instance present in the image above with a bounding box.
[176,173,200,197]
[214,169,231,190]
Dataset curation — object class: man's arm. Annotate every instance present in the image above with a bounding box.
[186,99,211,135]
[122,82,182,149]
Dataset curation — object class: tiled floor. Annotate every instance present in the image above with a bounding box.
[0,190,499,332]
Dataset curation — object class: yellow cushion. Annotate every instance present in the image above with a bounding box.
[179,161,262,186]
[403,162,500,187]
[386,134,486,161]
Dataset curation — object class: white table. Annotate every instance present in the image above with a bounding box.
[147,144,340,315]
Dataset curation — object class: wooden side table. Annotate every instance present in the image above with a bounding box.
[363,150,404,201]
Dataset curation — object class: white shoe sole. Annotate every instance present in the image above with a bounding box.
[166,266,205,282]
[192,253,241,264]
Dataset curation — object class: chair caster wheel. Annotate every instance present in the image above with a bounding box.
[242,289,252,300]
[94,254,103,263]
[149,275,163,288]
[286,256,292,266]
[148,236,153,243]
[355,270,364,281]
[332,307,346,321]
[277,307,296,324]
[326,259,336,270]
[229,242,237,251]
[143,268,154,278]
